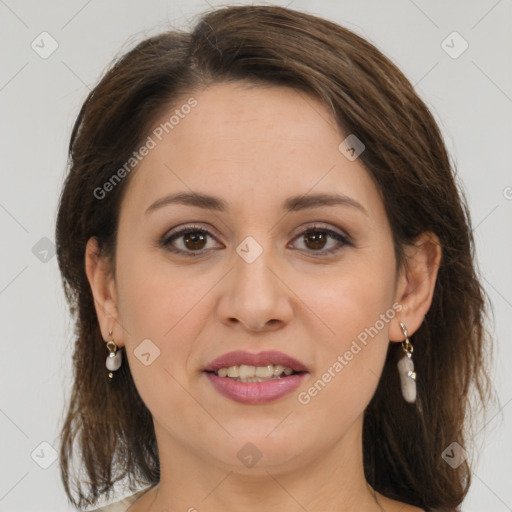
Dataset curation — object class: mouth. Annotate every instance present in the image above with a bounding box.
[203,350,308,378]
[202,350,309,404]
[206,363,303,382]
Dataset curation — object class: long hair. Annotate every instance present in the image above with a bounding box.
[55,6,494,510]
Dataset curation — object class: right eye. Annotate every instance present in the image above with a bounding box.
[160,225,223,256]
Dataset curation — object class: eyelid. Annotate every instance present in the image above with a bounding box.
[160,222,352,256]
[163,223,220,240]
[289,223,352,254]
[160,223,224,253]
[290,222,349,240]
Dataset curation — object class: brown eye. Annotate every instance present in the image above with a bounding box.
[303,230,328,250]
[182,231,208,250]
[291,226,351,255]
[161,226,222,256]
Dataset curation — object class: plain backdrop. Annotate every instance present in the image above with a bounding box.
[1,1,511,511]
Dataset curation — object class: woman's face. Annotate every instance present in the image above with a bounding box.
[106,83,406,472]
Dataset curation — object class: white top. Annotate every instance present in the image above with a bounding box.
[88,488,152,512]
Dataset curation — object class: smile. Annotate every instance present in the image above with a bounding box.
[203,350,309,404]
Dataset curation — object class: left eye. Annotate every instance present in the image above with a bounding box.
[291,227,350,254]
[161,224,351,256]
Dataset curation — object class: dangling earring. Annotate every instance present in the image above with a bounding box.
[105,329,122,381]
[397,321,416,403]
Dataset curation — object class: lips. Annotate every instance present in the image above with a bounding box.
[203,350,309,373]
[202,350,309,404]
[205,372,308,404]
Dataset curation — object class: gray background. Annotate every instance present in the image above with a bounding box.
[1,0,511,511]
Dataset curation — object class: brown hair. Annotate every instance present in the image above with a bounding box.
[55,5,494,511]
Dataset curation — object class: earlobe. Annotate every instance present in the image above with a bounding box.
[84,237,123,345]
[390,232,442,341]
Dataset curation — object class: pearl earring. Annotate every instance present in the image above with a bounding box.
[397,321,416,403]
[105,329,122,381]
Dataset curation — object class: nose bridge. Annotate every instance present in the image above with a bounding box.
[233,232,278,300]
[234,236,275,295]
[218,231,293,330]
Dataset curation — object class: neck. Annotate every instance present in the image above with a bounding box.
[148,416,384,512]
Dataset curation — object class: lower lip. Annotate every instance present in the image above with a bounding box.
[204,372,308,404]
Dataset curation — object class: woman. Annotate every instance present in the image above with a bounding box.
[55,5,493,512]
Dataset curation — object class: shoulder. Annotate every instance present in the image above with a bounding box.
[87,487,152,512]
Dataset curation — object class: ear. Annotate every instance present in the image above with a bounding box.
[389,232,442,342]
[85,237,124,347]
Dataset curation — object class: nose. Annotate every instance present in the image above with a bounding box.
[216,240,294,333]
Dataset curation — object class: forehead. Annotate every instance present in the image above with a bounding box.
[119,83,383,222]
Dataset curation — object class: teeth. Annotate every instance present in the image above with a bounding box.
[256,365,274,378]
[227,366,239,378]
[215,364,296,380]
[239,364,255,379]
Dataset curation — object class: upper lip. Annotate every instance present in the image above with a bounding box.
[203,350,309,373]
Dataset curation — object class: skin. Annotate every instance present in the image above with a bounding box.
[86,83,441,512]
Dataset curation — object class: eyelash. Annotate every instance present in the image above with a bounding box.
[159,223,352,258]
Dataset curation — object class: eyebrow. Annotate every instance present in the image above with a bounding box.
[145,191,367,216]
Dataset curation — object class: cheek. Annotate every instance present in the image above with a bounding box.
[293,252,397,412]
[115,231,207,340]
[114,259,213,432]
[298,250,397,347]
[113,242,212,394]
